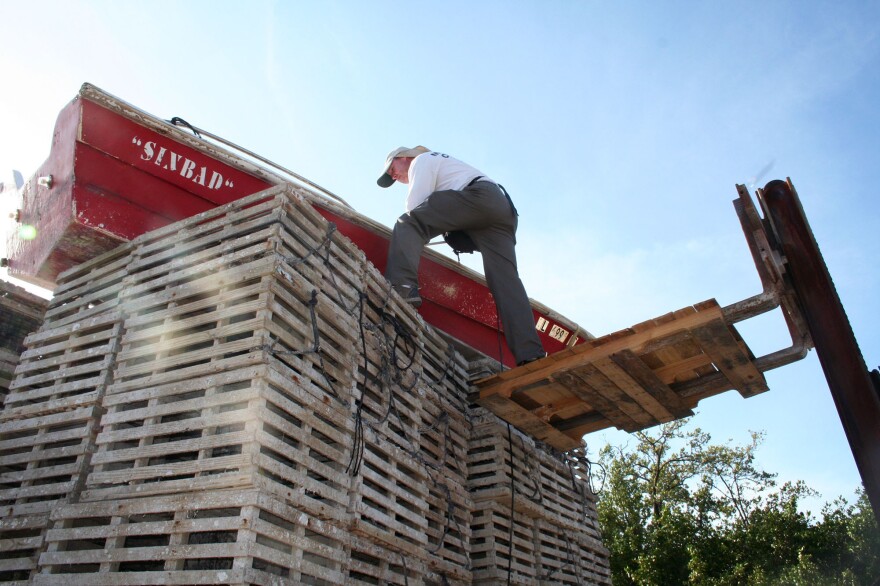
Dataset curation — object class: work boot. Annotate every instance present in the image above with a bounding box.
[392,284,422,308]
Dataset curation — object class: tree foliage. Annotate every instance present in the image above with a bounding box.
[595,419,879,585]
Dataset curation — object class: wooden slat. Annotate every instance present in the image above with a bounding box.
[551,370,640,431]
[590,356,672,422]
[634,309,716,383]
[691,318,768,397]
[568,362,658,428]
[654,352,715,383]
[609,350,694,419]
[532,395,590,423]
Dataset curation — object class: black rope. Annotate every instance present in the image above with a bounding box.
[283,223,338,269]
[168,116,201,138]
[539,531,583,585]
[348,292,369,475]
[347,288,422,474]
[496,313,506,371]
[262,289,343,404]
[417,349,473,567]
[519,436,542,503]
[343,284,477,576]
[507,422,515,585]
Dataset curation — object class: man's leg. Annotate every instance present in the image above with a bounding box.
[385,214,430,289]
[470,221,545,365]
[385,188,488,288]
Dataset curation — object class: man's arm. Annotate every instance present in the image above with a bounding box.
[405,154,440,212]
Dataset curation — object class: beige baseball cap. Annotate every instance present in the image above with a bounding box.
[377,145,430,187]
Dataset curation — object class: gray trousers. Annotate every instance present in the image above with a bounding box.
[386,181,545,364]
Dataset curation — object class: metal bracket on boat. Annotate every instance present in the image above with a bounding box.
[720,183,813,373]
[37,175,53,189]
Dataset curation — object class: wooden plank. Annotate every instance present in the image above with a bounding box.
[564,364,657,429]
[532,395,591,423]
[634,309,715,384]
[550,370,640,431]
[691,317,768,397]
[609,350,693,418]
[654,352,715,384]
[477,394,583,452]
[555,411,626,438]
[347,532,427,585]
[588,356,673,422]
[479,300,725,399]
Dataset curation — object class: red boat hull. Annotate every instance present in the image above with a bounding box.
[7,85,587,365]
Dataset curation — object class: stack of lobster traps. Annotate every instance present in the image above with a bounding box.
[0,185,609,585]
[0,280,48,401]
[467,409,610,585]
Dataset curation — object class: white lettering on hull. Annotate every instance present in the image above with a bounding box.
[132,136,234,190]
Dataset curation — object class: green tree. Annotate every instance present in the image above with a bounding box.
[598,419,740,583]
[810,489,880,581]
[595,419,880,585]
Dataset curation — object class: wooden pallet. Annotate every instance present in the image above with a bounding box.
[112,258,358,397]
[420,387,471,484]
[2,312,123,420]
[37,489,350,585]
[535,518,612,586]
[122,187,367,316]
[84,360,354,522]
[536,452,600,535]
[468,421,547,518]
[0,406,100,519]
[346,532,427,586]
[424,477,472,583]
[476,299,768,451]
[470,500,538,585]
[0,348,19,402]
[0,513,48,585]
[0,281,48,378]
[349,426,430,559]
[466,411,602,537]
[42,242,134,327]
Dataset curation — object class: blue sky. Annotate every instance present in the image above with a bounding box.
[1,0,878,514]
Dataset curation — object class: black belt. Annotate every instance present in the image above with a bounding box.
[464,176,518,216]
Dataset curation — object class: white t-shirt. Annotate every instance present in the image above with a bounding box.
[405,152,492,212]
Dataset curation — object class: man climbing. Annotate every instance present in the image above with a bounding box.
[377,146,546,366]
